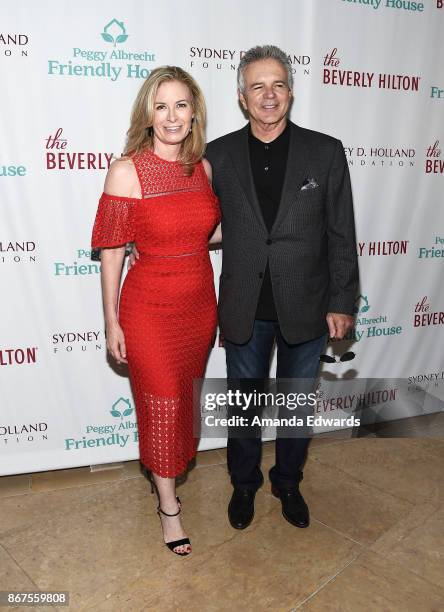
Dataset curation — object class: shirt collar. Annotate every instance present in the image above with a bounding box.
[248,121,290,147]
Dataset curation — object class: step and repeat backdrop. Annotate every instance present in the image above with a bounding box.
[1,0,443,475]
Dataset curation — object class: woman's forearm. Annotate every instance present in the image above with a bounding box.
[100,247,126,325]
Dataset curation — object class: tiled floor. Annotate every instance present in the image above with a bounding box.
[1,436,443,611]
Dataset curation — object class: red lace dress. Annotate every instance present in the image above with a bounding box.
[91,149,220,477]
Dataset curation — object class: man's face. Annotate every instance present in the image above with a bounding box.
[238,58,292,129]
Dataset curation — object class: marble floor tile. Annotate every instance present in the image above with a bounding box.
[0,483,112,539]
[308,439,444,504]
[295,458,413,545]
[1,477,159,609]
[371,502,444,589]
[0,461,362,611]
[300,550,444,611]
[89,509,361,611]
[0,544,37,591]
[169,463,276,552]
[1,467,260,609]
[1,439,441,611]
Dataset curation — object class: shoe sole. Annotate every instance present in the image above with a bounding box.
[271,486,310,528]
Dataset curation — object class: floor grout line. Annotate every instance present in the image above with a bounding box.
[293,548,366,609]
[0,541,41,592]
[363,540,444,593]
[310,517,365,547]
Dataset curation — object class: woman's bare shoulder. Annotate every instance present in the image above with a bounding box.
[103,157,140,198]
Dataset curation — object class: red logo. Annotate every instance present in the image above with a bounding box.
[358,241,409,256]
[414,296,444,327]
[0,347,38,366]
[323,48,420,92]
[425,141,444,174]
[45,128,113,170]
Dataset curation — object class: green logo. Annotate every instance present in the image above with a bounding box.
[354,295,370,314]
[101,19,128,47]
[110,397,133,419]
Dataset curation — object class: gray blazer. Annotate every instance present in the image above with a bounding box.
[205,120,359,345]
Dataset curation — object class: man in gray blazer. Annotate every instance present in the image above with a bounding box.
[205,45,358,530]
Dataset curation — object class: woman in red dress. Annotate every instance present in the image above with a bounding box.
[91,66,221,556]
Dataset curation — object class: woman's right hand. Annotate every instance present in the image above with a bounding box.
[106,320,128,364]
[127,244,140,270]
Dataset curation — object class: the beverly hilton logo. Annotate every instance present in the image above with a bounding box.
[45,128,113,171]
[0,347,38,366]
[425,140,444,174]
[314,380,399,419]
[65,397,138,451]
[48,18,155,81]
[323,48,420,92]
[358,240,409,256]
[414,296,444,328]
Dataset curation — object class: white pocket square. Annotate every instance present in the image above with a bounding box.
[301,178,319,190]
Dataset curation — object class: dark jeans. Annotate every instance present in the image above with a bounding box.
[225,320,327,491]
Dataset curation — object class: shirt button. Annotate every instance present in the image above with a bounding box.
[266,239,272,245]
[258,272,264,279]
[264,145,269,150]
[264,166,269,171]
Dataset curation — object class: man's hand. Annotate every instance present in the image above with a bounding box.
[326,312,354,340]
[127,244,140,270]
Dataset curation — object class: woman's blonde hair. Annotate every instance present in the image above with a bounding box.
[123,66,206,176]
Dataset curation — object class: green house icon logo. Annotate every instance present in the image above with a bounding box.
[354,294,370,314]
[110,397,133,419]
[101,19,128,47]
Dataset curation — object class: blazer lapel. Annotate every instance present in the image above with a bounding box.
[271,122,309,235]
[228,125,268,233]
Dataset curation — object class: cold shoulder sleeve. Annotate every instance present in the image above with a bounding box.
[91,192,137,248]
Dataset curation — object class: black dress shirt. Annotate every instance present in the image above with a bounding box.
[248,122,290,321]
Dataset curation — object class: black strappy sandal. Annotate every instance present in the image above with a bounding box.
[146,470,191,556]
[157,497,192,556]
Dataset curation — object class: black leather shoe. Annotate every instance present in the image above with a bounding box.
[228,488,255,529]
[271,484,310,528]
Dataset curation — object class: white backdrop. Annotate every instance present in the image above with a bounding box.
[1,0,443,475]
